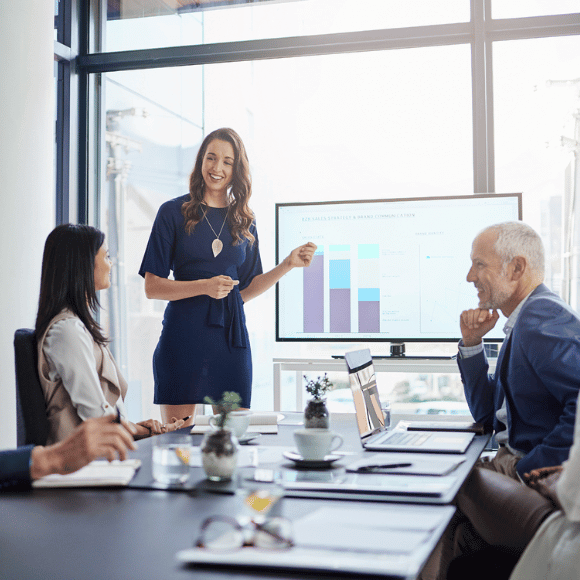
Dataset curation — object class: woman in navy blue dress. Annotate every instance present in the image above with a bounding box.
[139,128,316,424]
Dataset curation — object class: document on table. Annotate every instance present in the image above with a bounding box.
[32,459,141,488]
[176,503,456,578]
[292,504,447,553]
[190,413,280,434]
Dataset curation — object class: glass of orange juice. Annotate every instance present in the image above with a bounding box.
[238,486,283,523]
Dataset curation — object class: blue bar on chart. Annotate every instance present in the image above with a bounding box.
[329,245,351,333]
[358,244,380,333]
[303,246,324,332]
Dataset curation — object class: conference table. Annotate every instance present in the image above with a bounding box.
[0,413,489,580]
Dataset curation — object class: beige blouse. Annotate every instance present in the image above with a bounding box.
[37,309,128,445]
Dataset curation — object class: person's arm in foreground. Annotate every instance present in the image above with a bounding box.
[29,415,137,479]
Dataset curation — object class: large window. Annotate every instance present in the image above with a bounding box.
[104,0,469,52]
[79,1,580,419]
[101,43,472,418]
[493,36,580,302]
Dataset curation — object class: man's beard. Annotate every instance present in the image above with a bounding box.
[479,285,511,310]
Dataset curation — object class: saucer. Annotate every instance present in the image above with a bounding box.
[282,450,341,469]
[238,433,261,445]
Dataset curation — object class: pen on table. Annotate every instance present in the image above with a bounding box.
[356,463,413,472]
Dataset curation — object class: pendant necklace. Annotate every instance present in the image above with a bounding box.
[202,204,229,257]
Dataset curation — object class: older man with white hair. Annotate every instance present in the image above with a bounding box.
[420,221,580,580]
[458,221,580,480]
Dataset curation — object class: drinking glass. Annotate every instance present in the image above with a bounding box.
[195,515,293,551]
[152,436,191,485]
[237,486,283,525]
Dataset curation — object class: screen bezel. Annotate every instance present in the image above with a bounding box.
[275,192,523,343]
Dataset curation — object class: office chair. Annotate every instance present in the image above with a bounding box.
[14,328,49,446]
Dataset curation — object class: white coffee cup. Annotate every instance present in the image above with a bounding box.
[294,428,343,460]
[209,410,252,439]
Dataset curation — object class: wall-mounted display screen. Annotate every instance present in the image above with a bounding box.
[276,193,522,343]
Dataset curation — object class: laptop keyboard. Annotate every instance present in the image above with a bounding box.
[375,431,431,447]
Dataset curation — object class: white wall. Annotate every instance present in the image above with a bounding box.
[0,0,55,449]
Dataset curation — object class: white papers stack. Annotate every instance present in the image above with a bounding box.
[190,413,279,434]
[32,459,141,488]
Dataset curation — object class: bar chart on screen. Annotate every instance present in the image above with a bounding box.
[277,194,521,342]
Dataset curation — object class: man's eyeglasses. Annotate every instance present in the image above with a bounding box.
[195,515,294,551]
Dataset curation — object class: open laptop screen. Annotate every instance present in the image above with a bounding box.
[345,349,385,438]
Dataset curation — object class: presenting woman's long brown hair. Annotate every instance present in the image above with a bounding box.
[181,128,255,245]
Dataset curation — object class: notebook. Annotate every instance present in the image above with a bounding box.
[32,459,141,488]
[345,349,475,454]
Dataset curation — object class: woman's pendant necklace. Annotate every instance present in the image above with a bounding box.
[211,238,223,258]
[202,205,229,258]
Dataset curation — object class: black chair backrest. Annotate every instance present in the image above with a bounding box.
[14,328,49,446]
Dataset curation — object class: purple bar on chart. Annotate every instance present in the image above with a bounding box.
[330,289,351,332]
[303,252,324,332]
[359,301,380,332]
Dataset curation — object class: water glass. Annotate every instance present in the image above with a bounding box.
[152,436,191,485]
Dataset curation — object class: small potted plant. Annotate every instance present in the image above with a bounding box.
[200,391,241,481]
[303,373,333,429]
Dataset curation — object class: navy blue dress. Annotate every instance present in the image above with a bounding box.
[139,195,263,408]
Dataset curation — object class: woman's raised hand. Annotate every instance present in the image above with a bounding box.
[206,275,239,299]
[286,242,317,268]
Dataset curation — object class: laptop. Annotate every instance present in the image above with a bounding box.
[345,349,475,454]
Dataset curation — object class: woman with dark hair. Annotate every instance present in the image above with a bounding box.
[36,224,184,444]
[140,128,316,423]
